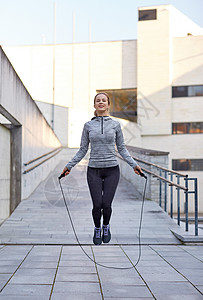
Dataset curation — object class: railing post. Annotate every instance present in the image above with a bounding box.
[184,176,189,232]
[176,176,180,226]
[164,171,167,212]
[159,169,162,207]
[194,178,198,236]
[170,173,173,218]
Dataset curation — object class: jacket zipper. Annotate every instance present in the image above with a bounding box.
[101,116,104,134]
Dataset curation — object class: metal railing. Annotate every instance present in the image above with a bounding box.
[23,147,62,174]
[118,152,198,236]
[132,155,198,236]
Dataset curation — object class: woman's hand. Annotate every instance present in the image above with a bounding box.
[62,167,71,177]
[133,165,142,176]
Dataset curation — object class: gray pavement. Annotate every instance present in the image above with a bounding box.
[0,161,202,299]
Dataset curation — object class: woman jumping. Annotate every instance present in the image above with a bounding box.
[60,92,142,245]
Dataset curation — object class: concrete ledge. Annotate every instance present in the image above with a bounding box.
[171,229,203,243]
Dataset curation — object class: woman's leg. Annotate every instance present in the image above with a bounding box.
[87,167,103,228]
[102,165,120,225]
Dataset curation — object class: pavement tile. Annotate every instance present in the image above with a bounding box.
[51,292,102,300]
[9,275,54,284]
[0,283,52,295]
[60,254,91,261]
[59,260,95,267]
[52,281,101,293]
[104,298,154,300]
[0,296,48,300]
[25,255,59,262]
[101,284,152,298]
[155,295,203,300]
[147,281,202,298]
[0,260,22,266]
[14,268,56,276]
[55,272,98,282]
[57,266,97,274]
[99,274,144,285]
[0,266,18,273]
[0,255,27,261]
[20,260,58,268]
[136,266,187,282]
[165,259,203,269]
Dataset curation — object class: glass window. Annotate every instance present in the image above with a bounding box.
[172,159,203,171]
[172,86,188,98]
[172,122,203,134]
[188,86,203,97]
[96,89,137,122]
[190,122,203,133]
[138,9,157,21]
[172,85,203,98]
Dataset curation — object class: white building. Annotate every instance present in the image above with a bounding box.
[3,5,203,212]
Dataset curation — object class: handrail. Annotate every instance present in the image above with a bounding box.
[24,147,62,166]
[116,150,198,236]
[23,148,62,174]
[117,153,187,191]
[141,166,187,191]
[131,155,188,178]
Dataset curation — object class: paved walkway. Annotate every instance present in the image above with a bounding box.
[0,161,202,299]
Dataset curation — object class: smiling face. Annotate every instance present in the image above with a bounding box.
[94,93,110,116]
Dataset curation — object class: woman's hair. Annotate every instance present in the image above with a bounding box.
[94,92,110,116]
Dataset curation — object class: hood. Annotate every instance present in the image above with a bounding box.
[91,116,112,121]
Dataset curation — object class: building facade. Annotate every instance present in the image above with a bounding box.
[3,5,203,212]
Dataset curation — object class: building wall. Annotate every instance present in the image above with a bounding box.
[35,100,69,146]
[3,40,137,147]
[0,47,61,207]
[135,5,203,213]
[172,36,203,86]
[137,5,172,136]
[0,124,10,222]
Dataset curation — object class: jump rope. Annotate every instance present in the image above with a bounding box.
[58,170,147,270]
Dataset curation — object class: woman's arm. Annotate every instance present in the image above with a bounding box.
[63,123,90,174]
[115,123,142,175]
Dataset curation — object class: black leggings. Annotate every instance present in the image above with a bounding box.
[87,165,120,228]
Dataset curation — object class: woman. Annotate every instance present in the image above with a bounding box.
[61,92,142,245]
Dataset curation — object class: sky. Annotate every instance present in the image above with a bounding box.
[0,0,203,46]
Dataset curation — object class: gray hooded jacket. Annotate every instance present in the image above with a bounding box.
[65,116,137,170]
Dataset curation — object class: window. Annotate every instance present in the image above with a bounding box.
[172,159,203,171]
[138,9,157,21]
[188,86,203,97]
[172,122,203,134]
[96,89,137,122]
[172,85,203,98]
[172,86,187,98]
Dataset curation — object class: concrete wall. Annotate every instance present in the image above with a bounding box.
[0,47,61,219]
[0,124,10,222]
[35,100,69,146]
[137,5,172,136]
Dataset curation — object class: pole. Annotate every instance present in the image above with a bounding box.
[52,1,56,130]
[194,178,198,236]
[71,12,75,108]
[88,21,91,113]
